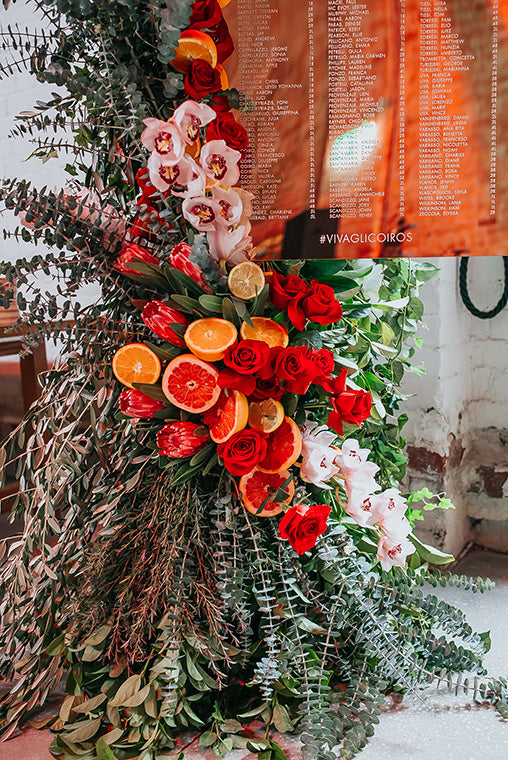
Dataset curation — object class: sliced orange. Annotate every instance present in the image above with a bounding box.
[170,30,218,74]
[239,467,294,517]
[161,353,220,413]
[215,62,229,90]
[248,398,284,434]
[112,343,161,388]
[205,389,249,443]
[185,138,201,160]
[239,317,289,348]
[218,0,232,7]
[184,317,238,362]
[228,261,265,301]
[258,416,302,474]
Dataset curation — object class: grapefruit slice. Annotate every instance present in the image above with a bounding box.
[248,398,284,434]
[184,317,238,362]
[258,416,302,474]
[161,354,220,413]
[204,389,249,443]
[169,30,218,74]
[240,317,289,348]
[112,343,161,388]
[228,261,265,301]
[239,467,294,517]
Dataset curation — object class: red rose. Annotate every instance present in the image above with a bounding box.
[157,421,209,458]
[224,340,270,374]
[208,18,234,63]
[168,242,211,292]
[115,243,159,275]
[302,280,343,326]
[119,388,165,418]
[269,271,310,330]
[218,367,256,396]
[184,60,222,99]
[210,92,230,114]
[309,348,335,388]
[218,429,268,476]
[206,112,249,153]
[250,376,285,401]
[189,0,223,29]
[326,370,372,435]
[278,504,331,555]
[142,300,188,347]
[275,346,320,395]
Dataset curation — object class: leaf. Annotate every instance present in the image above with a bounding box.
[73,694,107,714]
[222,297,239,326]
[65,716,102,743]
[84,625,111,647]
[96,737,116,760]
[131,383,167,403]
[122,683,150,708]
[409,534,454,565]
[108,674,142,707]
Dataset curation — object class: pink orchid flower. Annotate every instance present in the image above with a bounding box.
[200,139,241,186]
[299,420,341,489]
[206,224,252,264]
[173,100,216,144]
[211,185,243,226]
[182,195,223,231]
[141,118,185,164]
[147,152,196,192]
[377,534,414,571]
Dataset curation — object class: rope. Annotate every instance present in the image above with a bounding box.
[459,256,508,319]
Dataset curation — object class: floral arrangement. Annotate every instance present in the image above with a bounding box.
[0,2,507,760]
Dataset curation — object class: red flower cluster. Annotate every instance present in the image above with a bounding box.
[115,243,159,275]
[217,341,336,398]
[157,421,209,458]
[269,272,343,331]
[188,0,234,64]
[119,389,165,418]
[141,301,189,347]
[279,504,331,555]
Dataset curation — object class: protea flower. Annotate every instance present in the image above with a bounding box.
[119,389,165,418]
[157,421,209,458]
[115,243,159,275]
[141,301,188,347]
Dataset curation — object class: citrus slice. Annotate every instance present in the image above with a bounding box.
[205,389,249,443]
[184,317,238,362]
[258,416,302,474]
[215,62,229,90]
[169,30,218,74]
[228,261,266,301]
[239,317,289,348]
[161,353,220,413]
[218,0,232,7]
[248,398,284,434]
[112,343,161,388]
[239,467,294,517]
[185,138,201,160]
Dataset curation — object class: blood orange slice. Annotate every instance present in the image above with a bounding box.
[161,354,220,413]
[239,467,294,517]
[204,389,249,443]
[258,416,302,474]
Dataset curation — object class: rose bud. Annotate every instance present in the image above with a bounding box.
[168,242,211,292]
[278,503,331,555]
[141,301,188,347]
[114,243,159,275]
[119,389,165,418]
[157,421,209,458]
[327,368,372,436]
[302,280,343,325]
